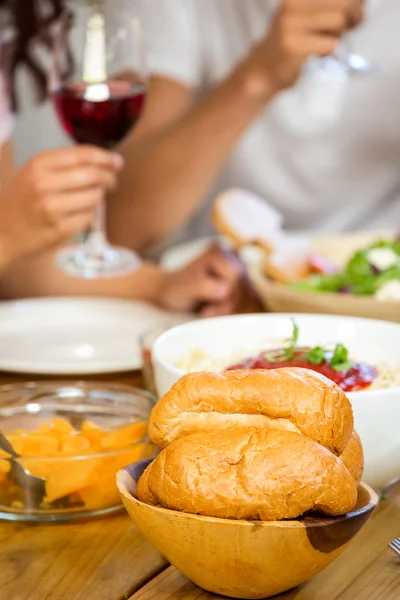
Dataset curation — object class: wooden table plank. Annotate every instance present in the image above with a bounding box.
[0,370,165,600]
[2,369,399,600]
[0,514,167,600]
[130,497,400,600]
[0,371,145,387]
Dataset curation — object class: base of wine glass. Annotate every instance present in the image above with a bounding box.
[57,244,142,279]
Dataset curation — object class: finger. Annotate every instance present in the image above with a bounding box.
[205,253,240,283]
[287,12,348,36]
[35,146,124,172]
[347,0,364,29]
[193,246,241,284]
[193,277,231,304]
[294,33,339,58]
[40,166,118,194]
[43,188,103,218]
[288,0,363,29]
[201,300,236,319]
[341,0,364,28]
[55,210,95,240]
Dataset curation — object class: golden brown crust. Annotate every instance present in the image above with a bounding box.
[137,428,358,520]
[264,256,310,284]
[340,430,364,485]
[136,464,158,506]
[148,368,354,455]
[211,204,251,252]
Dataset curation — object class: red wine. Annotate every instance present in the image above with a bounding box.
[54,81,147,148]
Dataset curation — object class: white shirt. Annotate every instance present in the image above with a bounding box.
[8,0,400,252]
[132,0,400,244]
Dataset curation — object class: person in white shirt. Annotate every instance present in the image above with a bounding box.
[0,0,244,316]
[107,0,400,254]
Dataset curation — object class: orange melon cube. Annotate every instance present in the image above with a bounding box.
[100,422,147,451]
[21,459,51,479]
[45,458,99,503]
[81,421,102,433]
[81,421,105,452]
[48,418,74,438]
[78,483,120,511]
[0,459,10,476]
[38,423,53,435]
[19,433,59,456]
[5,434,24,456]
[61,433,92,456]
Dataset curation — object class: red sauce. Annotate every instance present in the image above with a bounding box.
[226,349,377,392]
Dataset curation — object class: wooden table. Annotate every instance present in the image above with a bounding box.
[1,371,399,600]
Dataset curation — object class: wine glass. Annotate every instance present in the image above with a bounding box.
[49,1,147,278]
[310,42,376,77]
[310,0,378,77]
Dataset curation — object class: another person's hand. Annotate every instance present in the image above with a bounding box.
[0,146,123,268]
[246,0,364,93]
[159,244,243,317]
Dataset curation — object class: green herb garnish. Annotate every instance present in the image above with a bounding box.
[330,344,349,367]
[271,323,354,373]
[284,319,299,360]
[306,346,326,365]
[328,344,353,372]
[290,238,400,297]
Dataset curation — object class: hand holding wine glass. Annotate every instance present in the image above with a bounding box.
[50,1,147,278]
[0,146,122,268]
[313,0,379,75]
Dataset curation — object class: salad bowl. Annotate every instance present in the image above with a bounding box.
[247,232,400,322]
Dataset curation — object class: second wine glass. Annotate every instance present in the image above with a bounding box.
[310,0,379,77]
[50,1,147,278]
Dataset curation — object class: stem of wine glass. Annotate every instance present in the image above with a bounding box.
[87,198,108,254]
[335,36,351,63]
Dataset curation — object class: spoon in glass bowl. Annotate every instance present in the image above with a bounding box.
[0,430,46,499]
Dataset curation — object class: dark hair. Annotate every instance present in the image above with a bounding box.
[0,0,70,110]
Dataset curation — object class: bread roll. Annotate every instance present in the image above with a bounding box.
[212,189,312,282]
[135,463,159,506]
[340,430,364,485]
[137,427,358,520]
[148,368,353,455]
[211,189,283,254]
[264,238,313,284]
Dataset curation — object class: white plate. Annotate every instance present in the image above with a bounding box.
[0,298,191,375]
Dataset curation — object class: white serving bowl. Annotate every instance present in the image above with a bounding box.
[152,314,400,491]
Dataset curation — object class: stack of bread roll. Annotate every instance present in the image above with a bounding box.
[137,368,364,521]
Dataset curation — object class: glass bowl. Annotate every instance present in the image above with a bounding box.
[0,382,156,522]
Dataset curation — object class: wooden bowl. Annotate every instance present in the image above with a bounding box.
[117,459,379,600]
[249,267,400,322]
[247,231,400,323]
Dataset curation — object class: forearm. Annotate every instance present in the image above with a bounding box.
[0,243,12,274]
[0,141,14,188]
[110,58,277,250]
[0,249,165,303]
